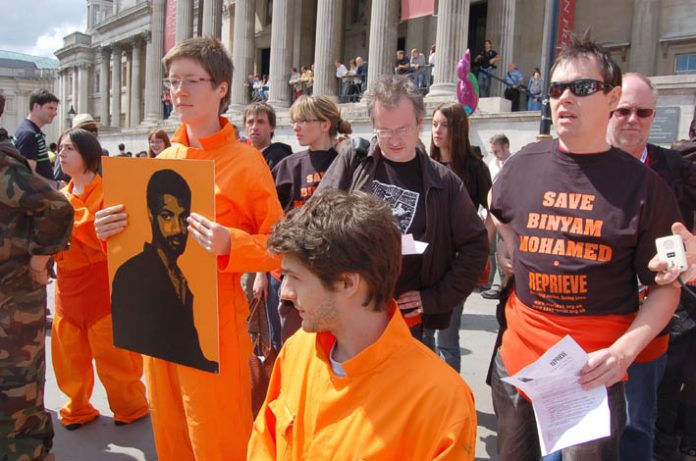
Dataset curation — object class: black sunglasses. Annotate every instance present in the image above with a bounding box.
[612,107,655,119]
[548,79,613,99]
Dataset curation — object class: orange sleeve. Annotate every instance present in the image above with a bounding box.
[432,390,477,460]
[247,346,285,459]
[218,152,284,274]
[69,196,104,254]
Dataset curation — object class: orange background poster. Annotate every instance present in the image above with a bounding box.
[102,157,219,365]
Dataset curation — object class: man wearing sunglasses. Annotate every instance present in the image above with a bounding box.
[489,38,682,460]
[609,72,696,461]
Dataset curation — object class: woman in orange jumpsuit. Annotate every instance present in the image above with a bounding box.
[52,128,149,430]
[95,38,283,460]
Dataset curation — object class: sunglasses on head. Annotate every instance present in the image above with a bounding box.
[612,107,655,119]
[548,79,613,99]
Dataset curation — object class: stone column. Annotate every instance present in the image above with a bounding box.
[71,66,79,117]
[130,38,143,126]
[485,0,515,96]
[539,0,556,84]
[366,0,399,90]
[268,0,293,107]
[202,0,223,38]
[111,45,122,128]
[100,47,110,127]
[61,70,70,131]
[426,0,470,100]
[144,0,165,123]
[313,0,344,99]
[176,0,194,43]
[629,0,661,75]
[78,63,90,114]
[124,47,132,127]
[230,0,256,108]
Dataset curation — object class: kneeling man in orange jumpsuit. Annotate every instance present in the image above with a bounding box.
[248,191,477,460]
[95,37,283,460]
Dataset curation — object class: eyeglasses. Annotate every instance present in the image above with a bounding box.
[612,107,655,119]
[548,79,613,99]
[163,77,214,90]
[292,120,320,127]
[374,127,411,139]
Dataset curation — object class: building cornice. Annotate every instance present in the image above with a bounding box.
[93,1,150,34]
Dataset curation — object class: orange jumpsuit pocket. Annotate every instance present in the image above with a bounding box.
[268,397,295,460]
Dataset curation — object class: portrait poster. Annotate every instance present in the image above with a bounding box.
[102,157,219,373]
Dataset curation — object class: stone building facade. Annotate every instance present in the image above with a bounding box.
[54,0,696,152]
[0,51,60,142]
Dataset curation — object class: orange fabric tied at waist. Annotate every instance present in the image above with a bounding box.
[55,259,112,328]
[500,290,635,377]
[635,334,669,363]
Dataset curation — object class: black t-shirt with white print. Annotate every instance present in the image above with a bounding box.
[369,154,425,297]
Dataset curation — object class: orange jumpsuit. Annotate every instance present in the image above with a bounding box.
[52,175,148,426]
[150,118,283,460]
[248,302,477,460]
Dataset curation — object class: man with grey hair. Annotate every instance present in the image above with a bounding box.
[608,71,696,461]
[317,74,488,343]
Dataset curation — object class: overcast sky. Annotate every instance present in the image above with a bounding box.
[2,0,86,59]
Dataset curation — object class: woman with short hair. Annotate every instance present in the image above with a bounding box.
[52,128,149,430]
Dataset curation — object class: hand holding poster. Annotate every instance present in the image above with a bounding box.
[102,156,219,373]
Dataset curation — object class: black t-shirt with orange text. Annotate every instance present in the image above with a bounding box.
[491,139,681,317]
[272,148,338,212]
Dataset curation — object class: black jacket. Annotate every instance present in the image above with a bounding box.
[262,142,293,170]
[647,143,696,228]
[111,243,218,373]
[317,138,489,329]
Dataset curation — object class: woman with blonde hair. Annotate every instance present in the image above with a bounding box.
[147,128,171,158]
[52,128,149,430]
[272,94,352,211]
[255,95,353,348]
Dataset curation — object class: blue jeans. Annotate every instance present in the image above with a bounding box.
[528,97,542,111]
[477,69,492,97]
[266,275,282,351]
[422,303,463,372]
[619,354,668,461]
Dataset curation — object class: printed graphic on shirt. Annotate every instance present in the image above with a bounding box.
[369,180,419,233]
[520,191,609,314]
[296,171,325,209]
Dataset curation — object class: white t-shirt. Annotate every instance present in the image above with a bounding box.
[336,64,348,78]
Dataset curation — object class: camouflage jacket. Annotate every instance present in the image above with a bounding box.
[0,139,73,292]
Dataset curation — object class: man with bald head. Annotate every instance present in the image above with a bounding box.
[608,72,696,461]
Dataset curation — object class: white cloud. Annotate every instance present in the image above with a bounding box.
[3,0,86,58]
[28,23,86,58]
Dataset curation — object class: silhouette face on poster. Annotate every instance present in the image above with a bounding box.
[111,169,218,373]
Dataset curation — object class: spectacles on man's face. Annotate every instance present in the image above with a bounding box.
[163,77,214,90]
[374,126,411,139]
[548,79,613,99]
[612,107,655,119]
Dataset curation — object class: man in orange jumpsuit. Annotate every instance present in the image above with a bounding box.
[248,191,477,460]
[95,37,283,460]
